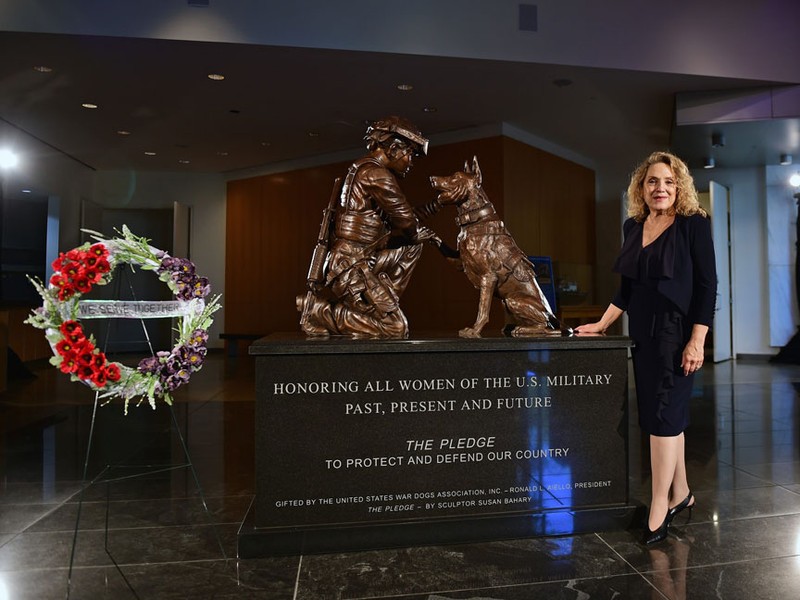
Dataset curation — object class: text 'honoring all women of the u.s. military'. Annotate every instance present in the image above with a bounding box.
[254,348,627,529]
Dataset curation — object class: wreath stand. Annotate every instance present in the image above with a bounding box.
[63,268,227,600]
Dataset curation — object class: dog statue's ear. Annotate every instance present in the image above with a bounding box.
[472,156,482,186]
[463,159,470,174]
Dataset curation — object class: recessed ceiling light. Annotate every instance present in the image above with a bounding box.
[33,65,52,73]
[178,159,190,164]
[144,151,156,156]
[422,106,437,113]
[116,130,131,136]
[397,83,413,91]
[260,141,271,147]
[21,189,31,194]
[307,131,320,138]
[81,103,98,109]
[207,73,225,81]
[216,151,229,156]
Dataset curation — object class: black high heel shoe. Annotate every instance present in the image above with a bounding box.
[667,492,695,524]
[642,512,670,545]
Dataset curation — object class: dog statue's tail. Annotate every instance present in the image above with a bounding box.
[548,313,573,336]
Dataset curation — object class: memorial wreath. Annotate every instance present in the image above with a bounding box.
[25,226,221,413]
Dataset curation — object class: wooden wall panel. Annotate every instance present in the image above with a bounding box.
[225,135,595,336]
[502,137,596,304]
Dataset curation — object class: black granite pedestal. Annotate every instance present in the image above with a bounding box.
[239,332,636,557]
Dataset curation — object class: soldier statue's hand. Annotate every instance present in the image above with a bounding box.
[413,225,441,245]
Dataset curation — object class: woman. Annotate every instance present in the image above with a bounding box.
[575,151,716,545]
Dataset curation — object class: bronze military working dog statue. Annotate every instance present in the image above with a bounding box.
[427,156,569,338]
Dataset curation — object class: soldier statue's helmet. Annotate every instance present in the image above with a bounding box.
[365,116,429,156]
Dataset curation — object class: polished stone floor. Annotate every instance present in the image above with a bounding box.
[1,351,800,599]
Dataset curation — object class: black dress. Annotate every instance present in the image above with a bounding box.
[614,221,694,437]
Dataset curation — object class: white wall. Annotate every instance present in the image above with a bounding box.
[692,167,771,357]
[766,181,800,346]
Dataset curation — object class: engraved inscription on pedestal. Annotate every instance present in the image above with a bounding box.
[254,337,629,530]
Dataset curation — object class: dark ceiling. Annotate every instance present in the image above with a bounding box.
[0,31,797,197]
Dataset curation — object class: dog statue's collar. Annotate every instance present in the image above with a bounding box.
[456,205,496,226]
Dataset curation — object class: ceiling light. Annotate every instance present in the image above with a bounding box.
[422,106,437,113]
[216,151,229,156]
[790,172,800,187]
[307,131,320,137]
[0,148,19,169]
[780,154,792,166]
[33,65,52,73]
[207,73,225,81]
[703,157,715,169]
[711,133,725,148]
[144,151,156,156]
[81,103,98,109]
[396,83,413,91]
[21,189,31,194]
[178,159,190,164]
[116,130,131,136]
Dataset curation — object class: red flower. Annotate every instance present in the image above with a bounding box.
[105,363,121,382]
[76,346,96,366]
[95,257,111,273]
[50,273,66,288]
[58,285,76,301]
[89,244,108,259]
[83,267,101,283]
[91,352,106,369]
[52,254,67,272]
[55,339,76,356]
[60,321,82,337]
[90,368,107,387]
[63,261,81,279]
[73,276,92,294]
[65,248,83,261]
[77,364,95,380]
[59,355,79,374]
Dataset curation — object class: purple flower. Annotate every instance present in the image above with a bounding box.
[178,259,195,275]
[188,329,208,347]
[137,356,161,374]
[184,347,206,371]
[177,287,195,301]
[191,277,210,298]
[171,271,194,284]
[164,368,191,391]
[163,352,184,376]
[157,256,181,273]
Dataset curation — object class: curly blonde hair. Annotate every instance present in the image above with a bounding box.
[626,151,706,221]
